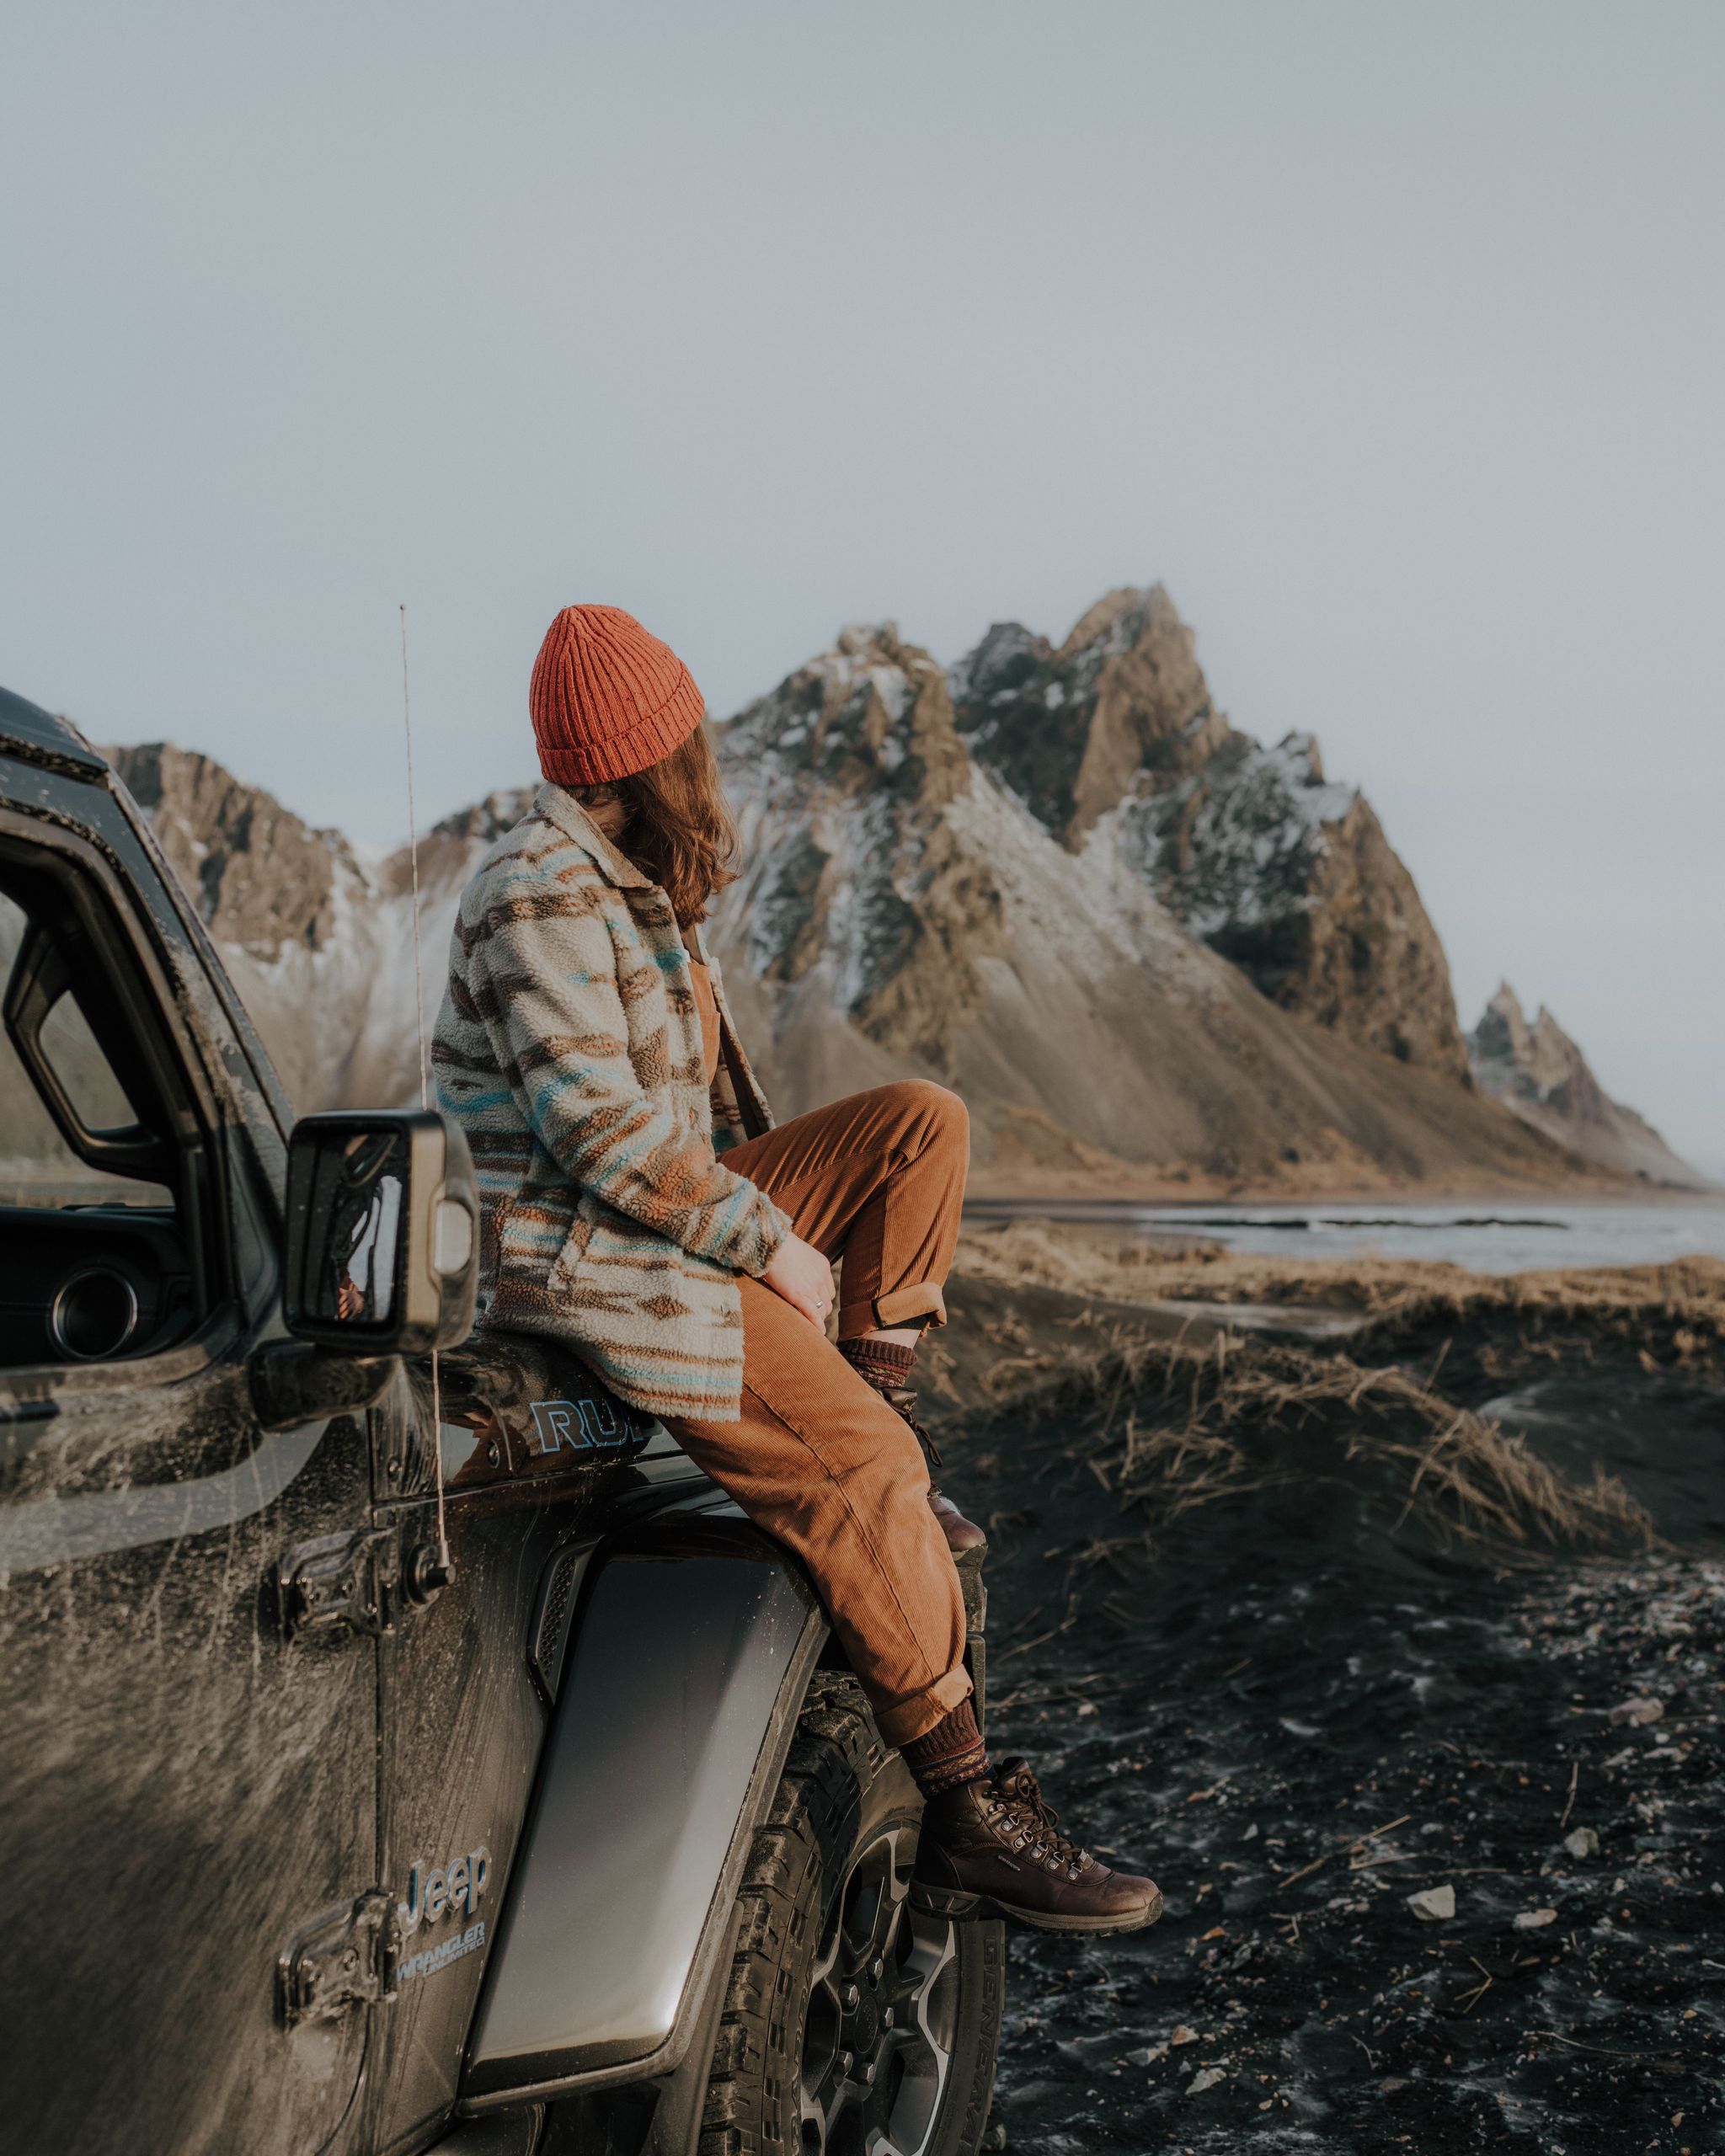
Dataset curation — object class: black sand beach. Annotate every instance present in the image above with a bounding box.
[926,1237,1725,2154]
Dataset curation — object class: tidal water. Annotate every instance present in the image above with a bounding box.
[964,1197,1725,1273]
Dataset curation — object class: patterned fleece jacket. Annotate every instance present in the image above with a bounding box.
[431,782,788,1421]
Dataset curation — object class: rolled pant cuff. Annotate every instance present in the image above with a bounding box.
[837,1281,948,1340]
[870,1665,975,1750]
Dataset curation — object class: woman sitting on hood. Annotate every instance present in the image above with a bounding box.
[433,603,1160,1937]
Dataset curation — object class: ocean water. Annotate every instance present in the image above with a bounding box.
[963,1198,1725,1273]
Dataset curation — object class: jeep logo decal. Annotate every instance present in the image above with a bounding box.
[398,1843,490,1936]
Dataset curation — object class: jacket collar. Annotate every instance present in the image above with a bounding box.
[533,781,654,890]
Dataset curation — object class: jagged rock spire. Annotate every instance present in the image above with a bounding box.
[1468,985,1701,1185]
[949,587,1470,1083]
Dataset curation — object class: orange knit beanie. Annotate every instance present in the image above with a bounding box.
[529,605,706,785]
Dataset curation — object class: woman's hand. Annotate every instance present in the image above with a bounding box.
[762,1232,836,1331]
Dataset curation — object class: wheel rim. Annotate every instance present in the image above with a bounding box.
[798,1826,959,2156]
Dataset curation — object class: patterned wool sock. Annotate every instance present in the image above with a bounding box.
[901,1699,991,1797]
[839,1336,918,1392]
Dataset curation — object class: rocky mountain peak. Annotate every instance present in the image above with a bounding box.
[953,583,1234,846]
[724,621,969,815]
[716,625,1005,1065]
[106,741,355,955]
[1473,979,1532,1063]
[1471,983,1610,1113]
[946,620,1052,708]
[945,587,1470,1082]
[710,585,1473,1112]
[1054,584,1150,662]
[1468,985,1702,1187]
[835,620,899,655]
[1471,982,1588,1100]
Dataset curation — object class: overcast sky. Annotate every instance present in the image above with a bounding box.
[3,3,1721,1168]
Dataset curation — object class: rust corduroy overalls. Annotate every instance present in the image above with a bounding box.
[666,962,972,1748]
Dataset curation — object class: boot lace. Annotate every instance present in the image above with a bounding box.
[882,1384,943,1472]
[989,1760,1088,1872]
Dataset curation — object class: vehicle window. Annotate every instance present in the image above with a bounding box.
[0,878,202,1366]
[0,894,172,1209]
[40,988,141,1141]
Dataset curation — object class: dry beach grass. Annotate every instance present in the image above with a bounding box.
[1041,1335,1656,1561]
[928,1223,1724,1565]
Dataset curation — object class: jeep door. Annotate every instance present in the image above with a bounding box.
[361,1369,642,2147]
[0,729,379,2155]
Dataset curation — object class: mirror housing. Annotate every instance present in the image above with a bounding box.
[283,1110,479,1357]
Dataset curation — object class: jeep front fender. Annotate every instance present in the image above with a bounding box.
[460,1503,827,2109]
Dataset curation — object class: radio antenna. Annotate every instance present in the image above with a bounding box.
[400,602,451,1576]
[401,602,431,1113]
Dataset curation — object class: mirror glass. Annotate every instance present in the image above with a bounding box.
[302,1128,407,1328]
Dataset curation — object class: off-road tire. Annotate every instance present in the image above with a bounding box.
[699,1673,1004,2156]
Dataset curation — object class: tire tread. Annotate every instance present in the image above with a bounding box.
[697,1674,1001,2156]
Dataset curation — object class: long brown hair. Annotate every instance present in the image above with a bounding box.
[575,721,738,926]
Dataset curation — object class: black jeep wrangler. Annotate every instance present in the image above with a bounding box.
[0,686,1002,2156]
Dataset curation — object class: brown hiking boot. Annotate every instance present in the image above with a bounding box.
[929,1488,987,1556]
[912,1758,1162,1935]
[881,1385,987,1556]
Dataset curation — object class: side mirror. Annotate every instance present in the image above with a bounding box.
[283,1110,478,1356]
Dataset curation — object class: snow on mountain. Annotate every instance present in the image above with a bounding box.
[1119,729,1358,943]
[1467,983,1705,1189]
